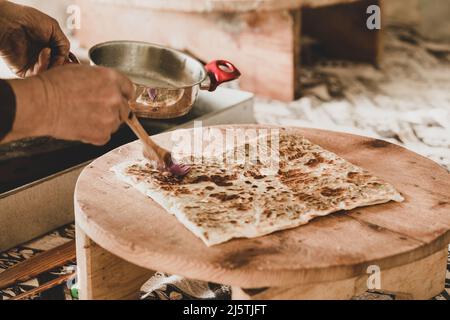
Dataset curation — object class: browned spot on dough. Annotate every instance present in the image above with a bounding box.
[366,222,384,232]
[190,175,210,184]
[211,175,235,187]
[231,203,250,211]
[320,187,344,197]
[304,153,325,168]
[174,187,191,195]
[347,172,359,179]
[244,169,266,180]
[305,158,319,167]
[210,193,240,202]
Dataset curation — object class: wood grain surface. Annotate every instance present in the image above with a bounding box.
[0,241,75,290]
[74,125,450,288]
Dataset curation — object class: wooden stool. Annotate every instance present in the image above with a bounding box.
[74,0,382,101]
[74,125,450,300]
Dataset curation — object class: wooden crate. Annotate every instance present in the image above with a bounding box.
[74,0,382,101]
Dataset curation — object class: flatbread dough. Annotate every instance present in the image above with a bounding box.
[112,130,404,246]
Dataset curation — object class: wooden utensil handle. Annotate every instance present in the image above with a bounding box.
[125,113,151,144]
[125,113,169,162]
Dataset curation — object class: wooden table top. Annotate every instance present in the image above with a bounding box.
[74,125,450,288]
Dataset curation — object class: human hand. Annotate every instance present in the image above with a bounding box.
[0,1,70,77]
[8,65,135,145]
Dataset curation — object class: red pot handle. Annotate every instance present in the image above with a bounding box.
[205,60,241,91]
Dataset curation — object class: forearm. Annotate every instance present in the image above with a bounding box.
[0,77,50,143]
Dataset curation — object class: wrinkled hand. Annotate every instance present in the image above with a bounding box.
[0,1,70,77]
[8,65,135,145]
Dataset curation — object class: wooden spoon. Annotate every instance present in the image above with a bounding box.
[125,113,191,176]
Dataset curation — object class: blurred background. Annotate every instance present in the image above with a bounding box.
[8,0,450,40]
[1,0,449,169]
[1,0,449,167]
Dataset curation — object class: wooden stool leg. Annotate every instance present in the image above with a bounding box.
[370,246,448,300]
[231,277,366,300]
[232,247,448,300]
[76,225,154,300]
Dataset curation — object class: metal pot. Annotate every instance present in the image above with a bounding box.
[89,41,241,119]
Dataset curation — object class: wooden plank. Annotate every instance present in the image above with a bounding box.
[0,240,75,290]
[74,125,450,288]
[232,247,448,300]
[10,272,75,300]
[75,0,302,101]
[76,225,154,300]
[302,0,383,64]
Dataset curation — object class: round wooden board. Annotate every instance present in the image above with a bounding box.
[75,125,450,288]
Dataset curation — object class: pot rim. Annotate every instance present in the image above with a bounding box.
[88,40,208,90]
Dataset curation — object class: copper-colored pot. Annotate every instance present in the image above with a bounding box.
[89,41,241,119]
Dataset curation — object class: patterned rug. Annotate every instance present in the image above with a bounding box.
[0,223,449,300]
